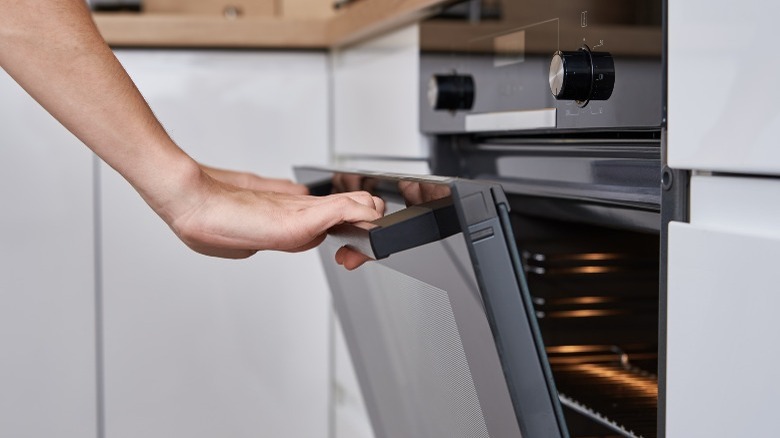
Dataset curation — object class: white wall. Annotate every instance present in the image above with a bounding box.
[100,51,332,438]
[0,68,98,437]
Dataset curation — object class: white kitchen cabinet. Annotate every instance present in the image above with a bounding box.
[332,315,376,438]
[667,225,780,436]
[0,70,98,437]
[101,51,331,438]
[666,175,780,436]
[668,0,780,175]
[332,24,429,161]
[667,1,780,434]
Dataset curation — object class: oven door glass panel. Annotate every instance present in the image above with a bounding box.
[323,234,520,438]
[295,167,567,438]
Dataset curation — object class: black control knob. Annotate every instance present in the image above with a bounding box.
[428,74,475,111]
[549,47,615,106]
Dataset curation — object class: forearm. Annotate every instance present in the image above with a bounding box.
[0,1,384,262]
[0,0,200,220]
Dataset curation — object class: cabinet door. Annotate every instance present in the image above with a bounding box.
[668,1,780,175]
[0,69,97,437]
[666,175,780,436]
[102,51,330,438]
[667,224,780,436]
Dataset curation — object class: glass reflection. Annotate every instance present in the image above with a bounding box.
[328,172,453,209]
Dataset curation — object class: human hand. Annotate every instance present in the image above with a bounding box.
[0,0,380,263]
[163,168,384,259]
[200,164,308,195]
[334,244,374,271]
[330,173,383,270]
[334,179,453,271]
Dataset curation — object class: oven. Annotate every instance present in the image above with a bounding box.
[297,1,676,437]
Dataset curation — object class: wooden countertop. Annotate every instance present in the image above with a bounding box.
[94,0,451,49]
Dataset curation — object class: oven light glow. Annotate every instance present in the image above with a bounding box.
[567,363,658,398]
[554,296,614,305]
[546,309,622,318]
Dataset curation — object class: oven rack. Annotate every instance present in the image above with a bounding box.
[556,360,658,438]
[559,393,642,438]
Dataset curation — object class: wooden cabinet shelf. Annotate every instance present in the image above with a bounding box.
[94,14,330,48]
[94,0,450,49]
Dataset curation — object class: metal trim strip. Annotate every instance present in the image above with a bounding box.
[465,109,557,132]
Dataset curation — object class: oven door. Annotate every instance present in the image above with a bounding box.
[295,167,568,438]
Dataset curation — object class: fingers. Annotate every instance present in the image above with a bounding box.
[294,196,380,237]
[170,179,388,259]
[324,191,385,217]
[272,192,382,253]
[331,193,384,223]
[398,180,422,205]
[335,246,373,270]
[265,190,386,258]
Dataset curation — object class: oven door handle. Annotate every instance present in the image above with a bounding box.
[328,196,460,260]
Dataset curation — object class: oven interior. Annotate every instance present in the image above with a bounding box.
[511,210,659,438]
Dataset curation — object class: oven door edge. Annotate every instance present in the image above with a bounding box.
[451,180,569,437]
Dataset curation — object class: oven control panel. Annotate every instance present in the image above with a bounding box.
[419,0,663,134]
